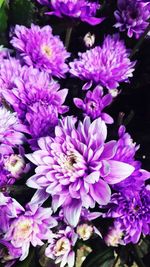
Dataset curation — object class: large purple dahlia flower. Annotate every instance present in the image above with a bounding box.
[3,67,68,144]
[26,116,134,227]
[114,0,150,39]
[11,24,70,78]
[70,34,135,90]
[3,206,57,261]
[104,186,150,244]
[74,85,113,123]
[37,0,104,26]
[0,106,27,147]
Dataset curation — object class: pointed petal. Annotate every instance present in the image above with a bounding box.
[63,199,82,227]
[90,179,111,205]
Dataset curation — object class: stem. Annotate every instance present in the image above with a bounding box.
[65,26,73,50]
[111,253,119,267]
[130,22,150,58]
[132,244,145,267]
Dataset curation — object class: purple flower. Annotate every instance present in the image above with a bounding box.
[0,106,27,147]
[0,46,10,61]
[104,221,124,247]
[0,240,22,267]
[112,126,150,196]
[3,205,57,261]
[26,116,134,227]
[114,0,150,39]
[74,85,113,123]
[10,24,70,78]
[70,34,135,90]
[104,186,150,244]
[45,226,77,267]
[0,57,23,97]
[37,0,104,26]
[0,193,24,234]
[0,144,30,187]
[3,67,68,145]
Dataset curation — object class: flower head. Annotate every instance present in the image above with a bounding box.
[74,86,113,123]
[114,0,150,39]
[70,34,135,90]
[3,206,57,261]
[3,67,68,145]
[38,0,104,26]
[104,186,150,244]
[26,116,134,227]
[11,24,70,78]
[45,226,77,267]
[0,106,27,147]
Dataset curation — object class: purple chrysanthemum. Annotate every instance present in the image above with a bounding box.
[70,34,135,90]
[3,67,68,145]
[0,57,23,98]
[112,126,150,196]
[0,240,21,267]
[45,226,77,267]
[0,193,24,234]
[3,205,57,261]
[0,106,27,147]
[10,24,70,78]
[37,0,104,26]
[26,116,134,227]
[104,186,150,244]
[74,85,113,123]
[0,144,30,187]
[114,0,150,39]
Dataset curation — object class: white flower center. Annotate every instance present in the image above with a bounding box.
[54,237,71,256]
[77,224,93,240]
[4,154,25,177]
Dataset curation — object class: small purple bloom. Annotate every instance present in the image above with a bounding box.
[3,206,57,261]
[10,24,70,78]
[26,116,134,227]
[45,226,77,267]
[0,106,27,147]
[70,34,135,90]
[37,0,104,26]
[74,85,113,123]
[104,186,150,244]
[114,0,150,39]
[0,240,22,267]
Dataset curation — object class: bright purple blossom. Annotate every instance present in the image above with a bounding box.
[26,116,134,227]
[114,0,150,39]
[37,0,104,26]
[3,205,57,261]
[0,57,23,99]
[70,34,135,90]
[74,86,113,123]
[0,106,27,147]
[45,226,77,267]
[10,24,70,78]
[104,186,150,244]
[3,67,68,145]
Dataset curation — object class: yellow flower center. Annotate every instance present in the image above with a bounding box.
[54,237,70,256]
[41,45,52,58]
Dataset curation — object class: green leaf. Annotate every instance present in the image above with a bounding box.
[81,248,115,267]
[15,248,37,267]
[0,0,4,8]
[0,3,8,32]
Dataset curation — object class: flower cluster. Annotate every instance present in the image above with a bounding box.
[0,2,150,267]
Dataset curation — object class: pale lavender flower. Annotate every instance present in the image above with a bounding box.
[3,206,57,261]
[104,186,150,244]
[114,0,150,39]
[0,106,27,146]
[104,221,124,247]
[11,24,70,78]
[74,85,113,123]
[37,0,104,26]
[45,226,77,267]
[0,193,24,234]
[26,116,134,227]
[0,46,10,61]
[70,34,135,90]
